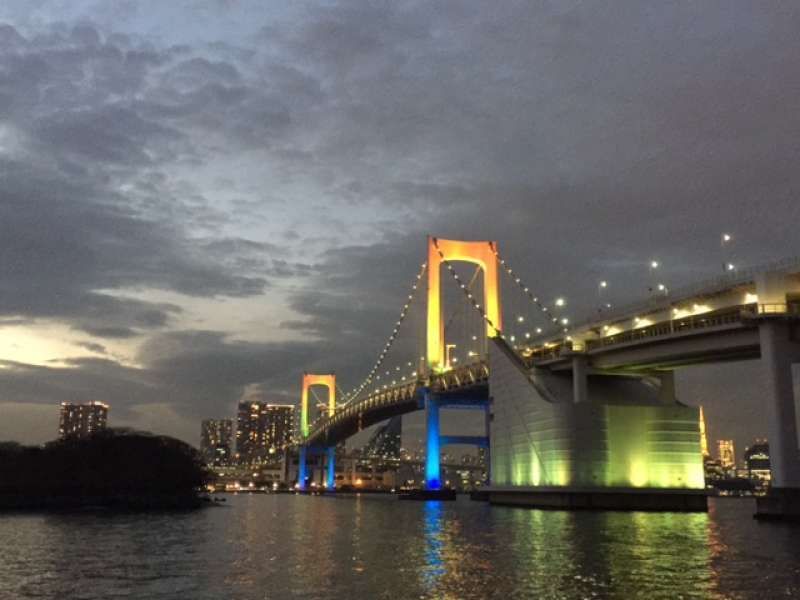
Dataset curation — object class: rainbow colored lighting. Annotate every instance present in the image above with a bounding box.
[326,446,336,489]
[300,373,336,438]
[425,396,441,490]
[427,237,502,371]
[298,445,308,491]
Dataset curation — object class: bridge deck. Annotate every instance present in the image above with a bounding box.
[525,302,800,371]
[304,361,489,447]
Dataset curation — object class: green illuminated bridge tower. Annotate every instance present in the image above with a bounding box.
[297,237,800,516]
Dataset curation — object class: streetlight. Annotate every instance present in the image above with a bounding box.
[445,343,456,370]
[648,260,660,296]
[598,281,609,312]
[721,233,734,274]
[555,297,565,307]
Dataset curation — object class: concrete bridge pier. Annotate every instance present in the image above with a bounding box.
[572,355,588,403]
[755,319,800,519]
[326,447,336,490]
[759,320,800,489]
[424,391,442,491]
[484,400,492,485]
[420,389,490,498]
[754,271,800,519]
[298,445,308,491]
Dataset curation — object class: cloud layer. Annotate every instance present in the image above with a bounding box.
[1,2,799,452]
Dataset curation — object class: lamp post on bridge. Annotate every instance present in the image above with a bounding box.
[445,343,457,371]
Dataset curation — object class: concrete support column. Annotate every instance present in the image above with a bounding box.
[572,355,589,404]
[759,320,800,488]
[658,371,676,403]
[326,447,336,490]
[425,392,441,490]
[298,446,307,491]
[484,403,492,485]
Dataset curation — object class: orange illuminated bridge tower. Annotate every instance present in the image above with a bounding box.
[298,373,336,491]
[426,236,503,372]
[423,236,500,490]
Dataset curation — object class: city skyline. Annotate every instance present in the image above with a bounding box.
[1,2,800,460]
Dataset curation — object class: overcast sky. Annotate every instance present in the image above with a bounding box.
[1,1,799,458]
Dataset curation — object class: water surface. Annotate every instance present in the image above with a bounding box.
[1,495,798,599]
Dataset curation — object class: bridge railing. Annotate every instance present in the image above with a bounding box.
[305,379,421,442]
[543,256,800,341]
[582,305,750,352]
[750,302,800,316]
[430,360,489,392]
[525,301,800,363]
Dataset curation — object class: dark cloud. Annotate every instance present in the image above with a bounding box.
[75,341,108,354]
[1,2,799,455]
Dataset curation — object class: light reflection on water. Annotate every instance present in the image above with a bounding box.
[0,496,798,599]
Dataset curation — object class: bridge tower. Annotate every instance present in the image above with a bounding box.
[426,236,503,372]
[299,373,337,491]
[423,237,501,491]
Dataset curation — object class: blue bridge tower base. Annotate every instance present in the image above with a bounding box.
[400,388,488,501]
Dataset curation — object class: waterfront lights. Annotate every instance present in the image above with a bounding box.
[599,281,608,288]
[727,263,736,271]
[555,297,565,307]
[561,318,569,325]
[722,233,732,243]
[650,260,659,269]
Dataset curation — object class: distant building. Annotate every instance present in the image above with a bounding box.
[200,419,234,466]
[699,406,709,457]
[745,440,771,482]
[717,439,736,470]
[236,403,295,464]
[59,402,109,439]
[703,457,725,483]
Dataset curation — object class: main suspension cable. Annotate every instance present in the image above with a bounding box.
[340,262,428,404]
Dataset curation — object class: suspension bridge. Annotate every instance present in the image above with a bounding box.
[295,237,800,515]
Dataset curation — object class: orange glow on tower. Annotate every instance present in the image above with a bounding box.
[426,236,502,372]
[300,373,336,438]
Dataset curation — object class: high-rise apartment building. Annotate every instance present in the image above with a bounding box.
[200,419,234,465]
[59,402,109,439]
[745,440,771,482]
[236,403,295,464]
